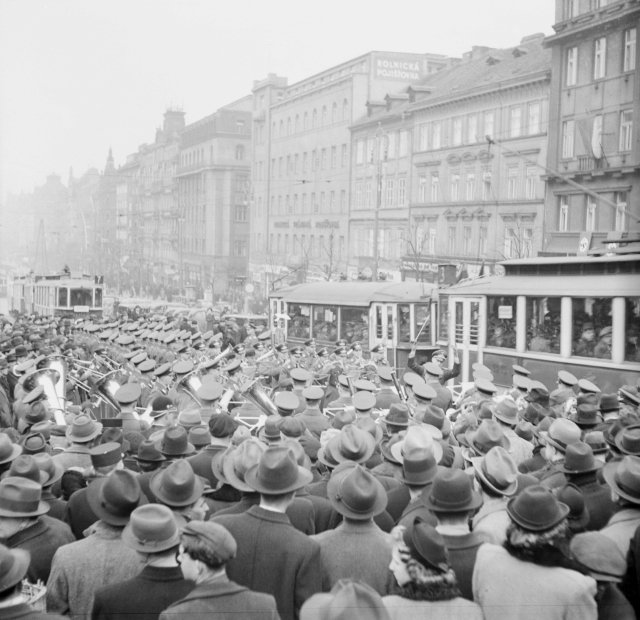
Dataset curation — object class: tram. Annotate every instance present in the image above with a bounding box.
[269,280,437,369]
[438,235,640,392]
[10,272,104,318]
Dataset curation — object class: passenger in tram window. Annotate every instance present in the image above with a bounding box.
[528,325,551,353]
[593,326,613,359]
[573,322,596,357]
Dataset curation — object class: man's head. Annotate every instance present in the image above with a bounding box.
[431,349,446,365]
[178,520,237,581]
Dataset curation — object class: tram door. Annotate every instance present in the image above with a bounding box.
[450,297,483,383]
[371,303,396,367]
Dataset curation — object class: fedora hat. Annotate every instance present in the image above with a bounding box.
[403,518,449,572]
[419,405,451,436]
[211,446,232,484]
[569,403,603,428]
[559,441,602,474]
[543,418,581,453]
[570,532,627,582]
[150,460,204,507]
[603,455,640,505]
[332,425,376,465]
[1,455,46,485]
[258,416,282,444]
[599,393,620,413]
[615,425,640,456]
[465,419,510,457]
[475,446,518,496]
[20,432,49,456]
[222,438,267,492]
[244,445,313,495]
[32,453,64,487]
[423,469,482,513]
[0,476,49,517]
[390,425,443,465]
[66,415,103,443]
[0,544,30,592]
[158,426,195,457]
[327,462,387,520]
[135,439,167,463]
[330,409,356,431]
[300,580,390,620]
[188,426,212,448]
[178,409,202,431]
[316,434,341,469]
[354,416,383,444]
[122,504,180,553]
[506,484,569,532]
[382,403,410,429]
[493,398,518,426]
[583,430,609,456]
[0,434,22,466]
[279,417,306,439]
[400,448,438,486]
[87,470,144,526]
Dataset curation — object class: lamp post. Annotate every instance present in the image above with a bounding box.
[372,123,388,282]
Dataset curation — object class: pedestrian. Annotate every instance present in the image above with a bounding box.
[301,580,390,620]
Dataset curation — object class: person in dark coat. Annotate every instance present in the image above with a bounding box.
[92,504,193,620]
[212,446,322,620]
[160,520,278,620]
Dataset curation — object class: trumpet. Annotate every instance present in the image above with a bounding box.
[255,348,276,363]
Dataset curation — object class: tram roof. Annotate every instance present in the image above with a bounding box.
[270,281,436,306]
[440,272,639,297]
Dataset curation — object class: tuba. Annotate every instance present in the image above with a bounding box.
[208,346,234,369]
[240,378,279,418]
[24,366,67,426]
[177,371,203,407]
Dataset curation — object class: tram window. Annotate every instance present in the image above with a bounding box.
[288,304,311,339]
[526,297,560,354]
[414,304,431,344]
[70,288,92,307]
[312,306,337,341]
[398,304,411,343]
[572,297,612,359]
[95,288,102,308]
[340,307,368,343]
[486,296,516,348]
[439,298,449,341]
[58,288,68,308]
[626,298,640,362]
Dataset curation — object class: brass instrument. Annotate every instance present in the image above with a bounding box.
[390,369,408,403]
[176,371,202,407]
[240,379,279,417]
[26,366,67,426]
[255,348,276,363]
[209,346,234,368]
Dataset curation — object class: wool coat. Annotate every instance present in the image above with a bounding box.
[0,603,66,620]
[4,515,74,583]
[293,407,330,439]
[159,578,279,620]
[46,521,142,619]
[311,519,394,595]
[439,530,488,601]
[383,594,483,620]
[212,505,322,620]
[92,565,193,620]
[601,508,640,557]
[473,543,597,620]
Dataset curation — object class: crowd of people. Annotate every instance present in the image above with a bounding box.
[0,308,638,619]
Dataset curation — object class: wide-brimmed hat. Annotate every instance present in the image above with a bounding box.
[157,426,195,457]
[403,518,449,572]
[135,439,167,463]
[20,432,49,456]
[66,415,103,443]
[188,426,213,448]
[400,448,438,486]
[599,394,620,414]
[1,454,46,485]
[32,453,64,487]
[331,425,376,465]
[559,441,602,474]
[327,462,387,520]
[0,476,49,517]
[178,409,202,431]
[506,485,569,532]
[423,469,482,513]
[419,405,451,436]
[475,446,518,496]
[614,425,640,456]
[244,445,313,494]
[464,419,510,457]
[603,455,640,505]
[543,418,581,453]
[583,430,609,456]
[570,532,627,582]
[390,425,443,464]
[354,417,383,445]
[0,434,22,466]
[0,545,30,592]
[382,403,410,429]
[569,403,603,428]
[122,504,180,553]
[300,579,390,620]
[222,438,267,492]
[150,460,204,507]
[87,470,144,526]
[258,416,282,443]
[493,399,518,426]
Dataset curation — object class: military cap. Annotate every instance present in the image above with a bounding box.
[274,391,300,414]
[302,386,324,401]
[353,390,376,411]
[115,383,142,405]
[413,382,437,403]
[578,378,600,394]
[558,370,578,386]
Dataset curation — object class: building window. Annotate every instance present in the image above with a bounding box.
[341,144,348,167]
[509,107,522,138]
[302,152,308,173]
[365,182,372,206]
[386,132,396,159]
[559,196,569,231]
[419,124,429,150]
[452,118,463,146]
[342,99,349,120]
[430,173,440,202]
[233,240,247,257]
[624,28,637,72]
[482,171,492,200]
[331,102,338,123]
[525,166,537,199]
[594,37,607,79]
[566,46,578,86]
[235,145,245,160]
[620,110,633,151]
[564,0,578,19]
[465,173,475,200]
[355,183,363,208]
[302,194,307,213]
[356,140,365,165]
[528,102,541,135]
[312,109,318,127]
[615,191,628,231]
[463,226,472,255]
[235,205,248,222]
[319,192,326,213]
[522,228,533,257]
[432,122,442,150]
[450,172,460,201]
[562,120,575,158]
[340,190,346,212]
[321,149,327,170]
[428,229,437,255]
[236,120,245,133]
[467,115,478,144]
[586,196,597,232]
[385,179,394,207]
[331,146,337,169]
[479,226,487,256]
[399,131,408,157]
[484,111,495,140]
[418,174,427,202]
[329,191,335,212]
[398,178,406,206]
[448,227,456,254]
[507,166,519,199]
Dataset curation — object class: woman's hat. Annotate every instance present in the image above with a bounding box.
[506,484,569,532]
[150,460,204,507]
[0,545,30,592]
[403,518,449,572]
[258,416,282,444]
[222,438,267,492]
[602,455,640,505]
[244,445,313,495]
[300,579,390,620]
[423,469,482,513]
[0,476,49,517]
[122,504,180,553]
[327,462,387,520]
[559,441,602,474]
[475,446,518,496]
[86,470,144,526]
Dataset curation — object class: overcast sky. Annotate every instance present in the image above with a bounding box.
[0,0,555,199]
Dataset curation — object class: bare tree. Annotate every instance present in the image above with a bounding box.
[403,221,430,283]
[498,215,536,260]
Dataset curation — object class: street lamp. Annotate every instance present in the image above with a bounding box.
[372,123,388,282]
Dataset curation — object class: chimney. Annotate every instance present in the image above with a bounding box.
[163,109,185,136]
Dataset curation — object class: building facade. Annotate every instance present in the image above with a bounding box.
[350,35,552,283]
[543,0,639,254]
[249,52,450,294]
